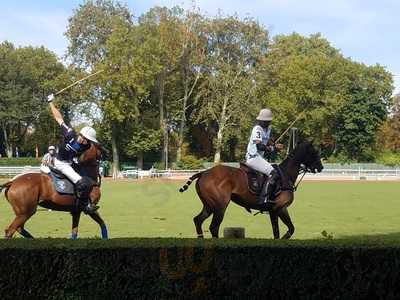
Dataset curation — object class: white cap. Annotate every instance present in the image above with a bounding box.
[80,126,98,143]
[256,108,273,121]
[48,145,56,151]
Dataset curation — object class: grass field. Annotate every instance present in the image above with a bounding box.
[0,179,399,239]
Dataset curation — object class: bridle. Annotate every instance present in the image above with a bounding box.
[293,164,310,191]
[289,147,321,192]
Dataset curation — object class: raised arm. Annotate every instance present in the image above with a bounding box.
[47,94,64,125]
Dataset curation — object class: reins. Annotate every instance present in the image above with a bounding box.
[293,165,308,191]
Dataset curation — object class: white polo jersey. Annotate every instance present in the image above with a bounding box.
[246,125,271,159]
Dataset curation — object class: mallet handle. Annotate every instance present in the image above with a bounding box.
[54,70,104,96]
[275,112,305,144]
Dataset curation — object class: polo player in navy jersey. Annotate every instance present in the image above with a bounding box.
[47,93,99,214]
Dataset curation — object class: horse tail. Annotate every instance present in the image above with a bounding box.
[179,171,203,193]
[0,181,13,198]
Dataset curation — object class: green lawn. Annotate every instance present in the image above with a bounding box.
[0,179,399,239]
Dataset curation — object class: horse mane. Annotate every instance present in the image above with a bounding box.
[280,141,310,167]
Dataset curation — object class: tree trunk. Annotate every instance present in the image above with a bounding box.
[213,96,229,163]
[2,124,12,158]
[176,65,189,163]
[157,70,168,169]
[6,146,12,158]
[176,91,188,163]
[137,151,144,170]
[214,127,223,163]
[177,69,200,162]
[111,124,120,178]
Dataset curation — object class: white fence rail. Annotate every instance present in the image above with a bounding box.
[0,166,41,176]
[304,168,400,181]
[122,168,400,181]
[2,166,400,181]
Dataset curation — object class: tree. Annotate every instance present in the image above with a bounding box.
[138,6,187,168]
[66,0,132,68]
[0,42,65,157]
[257,33,393,161]
[174,8,206,162]
[334,63,393,161]
[65,0,133,176]
[194,16,269,162]
[377,94,400,151]
[258,33,350,155]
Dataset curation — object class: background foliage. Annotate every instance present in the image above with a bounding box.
[0,0,396,169]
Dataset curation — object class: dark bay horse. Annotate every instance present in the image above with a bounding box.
[179,141,323,239]
[0,144,108,239]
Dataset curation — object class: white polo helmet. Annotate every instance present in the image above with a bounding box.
[48,145,56,151]
[80,126,98,144]
[256,108,273,121]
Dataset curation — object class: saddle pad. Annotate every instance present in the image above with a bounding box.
[239,162,266,195]
[49,172,75,195]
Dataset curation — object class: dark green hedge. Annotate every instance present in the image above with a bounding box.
[0,157,41,166]
[0,238,399,299]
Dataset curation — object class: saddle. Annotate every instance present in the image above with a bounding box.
[240,163,287,197]
[239,162,269,195]
[48,167,75,195]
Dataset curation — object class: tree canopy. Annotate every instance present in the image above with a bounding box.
[0,2,395,167]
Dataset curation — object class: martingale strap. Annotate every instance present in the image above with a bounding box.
[294,166,308,191]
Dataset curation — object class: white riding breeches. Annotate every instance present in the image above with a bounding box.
[40,165,51,174]
[245,155,274,175]
[53,158,82,184]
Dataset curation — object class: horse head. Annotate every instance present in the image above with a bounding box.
[80,143,102,164]
[291,141,324,173]
[78,143,105,206]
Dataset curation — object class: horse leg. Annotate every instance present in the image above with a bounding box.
[5,215,31,238]
[71,212,81,239]
[278,207,295,239]
[88,211,108,239]
[269,212,280,239]
[209,208,226,238]
[17,227,34,239]
[193,205,212,238]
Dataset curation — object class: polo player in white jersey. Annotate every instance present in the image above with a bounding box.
[245,108,283,210]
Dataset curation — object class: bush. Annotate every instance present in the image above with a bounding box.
[325,152,355,164]
[1,238,400,299]
[376,151,400,166]
[0,157,41,166]
[152,161,166,170]
[175,155,205,170]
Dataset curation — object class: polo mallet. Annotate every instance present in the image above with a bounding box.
[274,111,305,144]
[54,69,104,96]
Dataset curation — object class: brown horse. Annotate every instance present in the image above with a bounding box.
[179,141,323,239]
[0,144,108,239]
